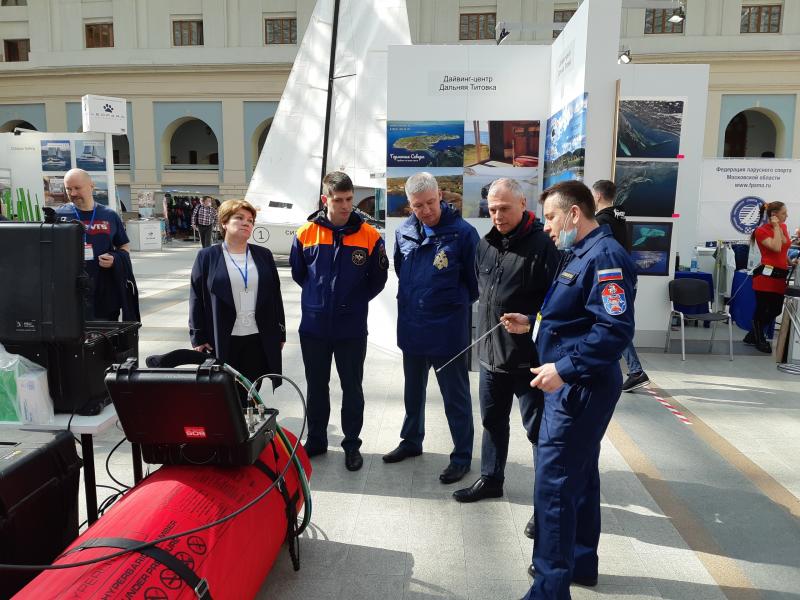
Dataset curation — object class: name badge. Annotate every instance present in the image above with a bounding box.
[762,265,774,276]
[84,244,94,261]
[532,313,542,342]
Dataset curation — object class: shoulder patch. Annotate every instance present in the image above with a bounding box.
[601,282,627,316]
[597,268,623,283]
[378,245,389,270]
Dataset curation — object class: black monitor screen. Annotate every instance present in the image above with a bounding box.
[0,222,85,343]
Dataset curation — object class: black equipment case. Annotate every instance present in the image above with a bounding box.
[0,429,81,598]
[106,360,277,466]
[0,222,85,343]
[5,321,140,416]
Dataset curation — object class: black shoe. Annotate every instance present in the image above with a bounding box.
[622,371,649,392]
[751,320,772,354]
[303,443,327,458]
[452,476,502,501]
[344,448,363,472]
[743,330,756,345]
[439,462,470,484]
[382,445,422,463]
[527,564,597,587]
[524,513,535,539]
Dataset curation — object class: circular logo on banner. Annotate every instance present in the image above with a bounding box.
[351,249,367,266]
[252,225,270,244]
[730,196,764,234]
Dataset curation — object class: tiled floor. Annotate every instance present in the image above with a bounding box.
[74,244,800,600]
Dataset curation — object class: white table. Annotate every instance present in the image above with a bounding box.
[0,404,143,524]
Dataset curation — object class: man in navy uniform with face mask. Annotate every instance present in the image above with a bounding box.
[503,180,636,600]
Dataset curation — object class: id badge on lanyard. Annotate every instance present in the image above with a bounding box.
[74,205,97,262]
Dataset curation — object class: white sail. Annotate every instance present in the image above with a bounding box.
[245,0,411,253]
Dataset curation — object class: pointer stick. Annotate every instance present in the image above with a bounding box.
[435,321,505,373]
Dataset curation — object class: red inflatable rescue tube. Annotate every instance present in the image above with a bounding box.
[15,430,310,600]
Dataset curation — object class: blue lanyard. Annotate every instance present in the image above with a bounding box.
[224,244,249,290]
[73,204,97,245]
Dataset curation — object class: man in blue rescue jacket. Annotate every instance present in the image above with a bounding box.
[504,180,636,599]
[291,171,388,472]
[383,171,480,485]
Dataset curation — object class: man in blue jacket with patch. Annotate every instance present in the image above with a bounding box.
[383,171,480,485]
[291,171,388,472]
[505,181,636,600]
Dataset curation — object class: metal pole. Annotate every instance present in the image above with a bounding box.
[319,0,341,200]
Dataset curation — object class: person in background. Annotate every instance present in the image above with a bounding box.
[56,168,131,321]
[290,171,388,472]
[452,179,559,547]
[592,179,648,392]
[189,199,286,406]
[745,201,795,353]
[192,196,218,248]
[383,172,480,485]
[504,181,637,598]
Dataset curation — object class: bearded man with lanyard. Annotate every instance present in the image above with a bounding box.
[503,180,637,600]
[56,168,130,320]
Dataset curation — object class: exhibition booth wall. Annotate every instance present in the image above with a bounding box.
[369,0,710,353]
[0,131,118,217]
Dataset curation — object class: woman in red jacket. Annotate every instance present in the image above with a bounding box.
[745,201,793,353]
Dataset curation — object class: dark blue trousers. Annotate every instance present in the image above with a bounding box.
[399,352,473,466]
[478,366,543,482]
[300,334,367,452]
[523,366,622,600]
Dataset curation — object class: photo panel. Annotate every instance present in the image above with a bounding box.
[92,174,109,206]
[386,121,464,168]
[43,175,67,207]
[386,167,463,218]
[543,92,587,189]
[616,99,684,159]
[41,140,71,172]
[629,249,670,276]
[464,120,539,169]
[614,160,679,217]
[627,221,673,252]
[75,139,107,171]
[462,167,538,218]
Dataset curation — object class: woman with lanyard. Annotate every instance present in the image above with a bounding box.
[745,201,797,353]
[189,199,286,405]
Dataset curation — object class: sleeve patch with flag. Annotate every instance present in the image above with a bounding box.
[597,268,623,283]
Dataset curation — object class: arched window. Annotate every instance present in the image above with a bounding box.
[723,109,781,158]
[251,117,273,171]
[163,117,219,169]
[0,119,36,133]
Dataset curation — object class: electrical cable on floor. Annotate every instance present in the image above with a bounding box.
[0,371,310,572]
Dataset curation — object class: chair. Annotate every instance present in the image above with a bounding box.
[664,278,733,361]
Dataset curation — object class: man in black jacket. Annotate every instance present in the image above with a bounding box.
[592,179,649,392]
[453,179,559,536]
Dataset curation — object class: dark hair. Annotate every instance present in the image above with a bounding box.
[322,171,354,197]
[540,180,596,219]
[592,180,616,203]
[751,200,785,240]
[761,151,775,158]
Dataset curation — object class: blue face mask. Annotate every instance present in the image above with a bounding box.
[557,211,578,249]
